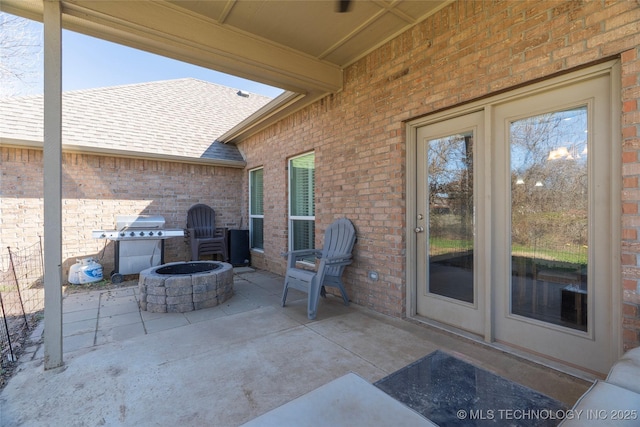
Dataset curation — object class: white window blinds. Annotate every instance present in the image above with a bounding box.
[249,168,264,250]
[289,153,315,253]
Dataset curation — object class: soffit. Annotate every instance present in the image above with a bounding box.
[168,0,447,67]
[1,0,451,141]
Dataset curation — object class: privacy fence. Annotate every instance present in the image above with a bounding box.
[0,239,45,367]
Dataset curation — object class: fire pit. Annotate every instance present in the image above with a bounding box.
[138,261,234,313]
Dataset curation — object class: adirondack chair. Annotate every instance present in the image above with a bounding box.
[186,204,228,262]
[281,218,356,320]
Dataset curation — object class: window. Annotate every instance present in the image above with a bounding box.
[428,130,474,304]
[289,152,315,258]
[249,168,264,250]
[510,106,588,330]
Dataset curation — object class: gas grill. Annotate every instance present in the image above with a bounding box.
[92,215,184,283]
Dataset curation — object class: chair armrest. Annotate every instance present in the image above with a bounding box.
[282,249,322,259]
[322,253,353,267]
[214,227,227,239]
[187,227,226,240]
[282,249,322,268]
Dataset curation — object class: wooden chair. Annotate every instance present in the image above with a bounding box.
[281,218,356,320]
[186,204,228,262]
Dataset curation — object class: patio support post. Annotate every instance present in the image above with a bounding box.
[42,0,63,370]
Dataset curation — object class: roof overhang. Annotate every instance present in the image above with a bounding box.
[1,0,451,143]
[0,137,247,168]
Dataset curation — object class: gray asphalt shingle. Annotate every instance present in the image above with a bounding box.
[0,78,273,162]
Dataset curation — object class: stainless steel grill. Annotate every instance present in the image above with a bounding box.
[92,215,184,283]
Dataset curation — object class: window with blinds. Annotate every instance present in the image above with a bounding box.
[249,168,264,250]
[289,152,315,259]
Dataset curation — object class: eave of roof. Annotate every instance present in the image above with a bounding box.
[0,137,247,168]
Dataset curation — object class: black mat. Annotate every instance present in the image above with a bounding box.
[375,350,568,427]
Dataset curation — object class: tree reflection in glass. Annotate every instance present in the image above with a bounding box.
[510,106,588,331]
[428,131,474,303]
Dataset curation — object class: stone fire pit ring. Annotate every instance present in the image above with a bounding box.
[138,261,234,313]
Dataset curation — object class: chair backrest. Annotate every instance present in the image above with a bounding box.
[321,218,356,277]
[187,204,217,238]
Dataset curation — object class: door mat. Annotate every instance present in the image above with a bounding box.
[375,350,568,426]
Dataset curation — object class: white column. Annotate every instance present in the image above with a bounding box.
[43,0,63,370]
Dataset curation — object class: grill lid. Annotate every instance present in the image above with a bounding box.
[116,215,165,230]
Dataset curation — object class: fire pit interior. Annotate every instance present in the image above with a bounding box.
[138,261,233,313]
[156,262,221,275]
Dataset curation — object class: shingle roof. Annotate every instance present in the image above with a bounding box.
[0,78,272,164]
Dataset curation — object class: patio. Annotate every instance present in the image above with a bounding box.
[1,0,637,377]
[0,268,590,426]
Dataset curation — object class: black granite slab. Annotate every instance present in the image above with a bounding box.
[375,350,568,427]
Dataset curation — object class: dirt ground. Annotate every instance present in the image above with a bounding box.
[0,315,39,391]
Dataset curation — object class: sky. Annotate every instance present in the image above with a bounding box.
[62,30,284,98]
[1,13,284,99]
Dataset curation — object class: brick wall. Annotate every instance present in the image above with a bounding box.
[2,0,638,351]
[1,147,243,279]
[238,0,640,345]
[621,45,640,351]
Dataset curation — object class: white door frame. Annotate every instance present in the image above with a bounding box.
[415,111,487,336]
[405,60,622,374]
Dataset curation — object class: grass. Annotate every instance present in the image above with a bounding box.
[429,237,472,255]
[511,243,587,265]
[430,237,587,265]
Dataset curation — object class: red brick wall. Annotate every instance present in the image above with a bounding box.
[239,0,640,340]
[621,45,640,351]
[1,148,243,279]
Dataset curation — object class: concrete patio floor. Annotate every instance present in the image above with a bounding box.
[0,268,591,426]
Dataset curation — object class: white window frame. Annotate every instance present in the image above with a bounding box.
[249,167,264,251]
[288,152,315,257]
